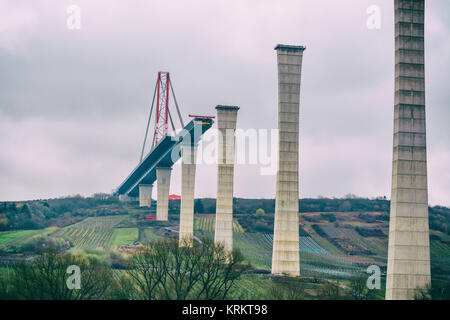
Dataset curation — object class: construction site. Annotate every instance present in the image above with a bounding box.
[111,0,434,300]
[1,0,449,304]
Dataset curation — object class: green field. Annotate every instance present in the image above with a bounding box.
[0,227,57,246]
[194,216,244,233]
[0,230,41,245]
[112,228,138,247]
[140,227,163,243]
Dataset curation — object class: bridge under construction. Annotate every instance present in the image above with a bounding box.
[116,71,217,246]
[116,0,432,299]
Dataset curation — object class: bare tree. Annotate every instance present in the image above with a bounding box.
[267,276,307,300]
[125,238,246,300]
[3,249,114,300]
[195,239,246,300]
[347,275,378,300]
[318,279,341,300]
[126,244,168,299]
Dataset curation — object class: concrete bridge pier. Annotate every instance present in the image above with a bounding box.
[386,0,430,300]
[139,184,153,207]
[156,167,172,221]
[179,144,197,247]
[271,44,306,277]
[214,105,239,252]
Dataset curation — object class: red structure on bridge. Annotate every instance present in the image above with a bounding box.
[154,72,170,146]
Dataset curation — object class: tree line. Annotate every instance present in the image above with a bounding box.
[1,196,449,235]
[0,238,245,300]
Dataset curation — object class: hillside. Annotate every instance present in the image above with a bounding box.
[1,196,449,288]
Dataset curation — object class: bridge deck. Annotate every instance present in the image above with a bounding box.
[116,117,214,197]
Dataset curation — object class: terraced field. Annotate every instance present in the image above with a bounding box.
[234,233,272,269]
[230,275,274,299]
[358,238,388,257]
[194,215,244,233]
[51,215,127,250]
[2,210,446,285]
[195,224,448,281]
[431,240,450,258]
[231,232,370,278]
[58,228,114,250]
[263,234,330,255]
[320,225,361,240]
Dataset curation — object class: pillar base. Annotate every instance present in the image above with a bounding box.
[214,105,239,252]
[156,167,172,221]
[139,184,153,207]
[179,145,197,247]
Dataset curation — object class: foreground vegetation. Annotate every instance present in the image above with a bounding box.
[0,195,449,300]
[1,239,449,300]
[0,239,245,300]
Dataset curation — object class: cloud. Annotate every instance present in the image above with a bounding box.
[0,0,449,206]
[0,1,37,52]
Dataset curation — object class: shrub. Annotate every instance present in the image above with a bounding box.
[2,249,115,300]
[317,280,341,300]
[255,208,265,217]
[72,248,112,267]
[125,238,247,300]
[415,280,450,300]
[0,244,8,256]
[355,227,385,238]
[320,213,336,223]
[267,277,306,300]
[20,235,69,253]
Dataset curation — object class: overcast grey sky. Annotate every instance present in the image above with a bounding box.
[0,0,449,205]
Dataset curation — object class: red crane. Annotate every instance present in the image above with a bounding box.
[140,72,185,162]
[154,72,170,146]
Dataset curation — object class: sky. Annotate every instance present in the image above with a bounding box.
[0,0,449,206]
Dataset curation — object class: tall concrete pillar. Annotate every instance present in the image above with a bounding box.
[271,44,305,277]
[156,167,172,221]
[179,144,197,247]
[139,184,153,207]
[386,0,430,300]
[214,105,239,252]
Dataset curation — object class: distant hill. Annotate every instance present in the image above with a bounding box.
[188,197,450,236]
[1,195,449,236]
[1,195,449,285]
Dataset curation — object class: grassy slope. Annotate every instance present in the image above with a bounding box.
[112,228,139,247]
[140,227,163,243]
[0,227,57,246]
